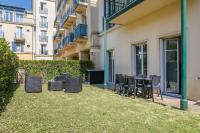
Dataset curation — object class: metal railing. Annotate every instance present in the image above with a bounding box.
[105,0,140,18]
[39,49,48,55]
[39,21,48,28]
[15,33,25,40]
[61,6,76,27]
[53,33,62,40]
[39,35,48,42]
[57,0,67,12]
[39,8,48,14]
[74,24,87,40]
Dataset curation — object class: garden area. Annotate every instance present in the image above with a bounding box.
[1,38,200,132]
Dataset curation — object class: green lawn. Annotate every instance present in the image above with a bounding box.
[0,84,200,133]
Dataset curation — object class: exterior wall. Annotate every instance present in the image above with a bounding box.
[98,0,200,101]
[0,6,34,60]
[33,0,55,60]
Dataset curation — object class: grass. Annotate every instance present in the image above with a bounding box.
[0,84,200,133]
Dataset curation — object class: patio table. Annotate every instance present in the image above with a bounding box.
[134,77,152,98]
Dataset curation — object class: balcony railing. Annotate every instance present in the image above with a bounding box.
[69,32,75,43]
[105,0,144,21]
[57,0,67,12]
[39,21,48,28]
[39,35,48,42]
[63,36,69,46]
[39,8,48,14]
[73,0,88,13]
[61,6,76,28]
[0,31,4,38]
[54,16,61,28]
[74,24,87,40]
[39,49,48,55]
[15,33,25,41]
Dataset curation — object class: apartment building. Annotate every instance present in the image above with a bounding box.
[0,4,35,60]
[33,0,56,60]
[53,0,100,65]
[95,0,200,102]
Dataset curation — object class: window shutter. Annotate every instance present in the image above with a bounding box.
[12,42,16,52]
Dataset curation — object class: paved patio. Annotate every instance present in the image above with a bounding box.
[94,84,200,113]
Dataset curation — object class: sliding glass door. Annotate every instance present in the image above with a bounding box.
[164,39,180,94]
[107,51,114,83]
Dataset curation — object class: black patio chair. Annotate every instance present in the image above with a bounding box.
[117,75,126,95]
[114,74,122,92]
[126,76,136,98]
[135,75,145,96]
[144,75,163,102]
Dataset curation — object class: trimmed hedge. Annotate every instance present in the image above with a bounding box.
[19,60,94,82]
[0,38,19,92]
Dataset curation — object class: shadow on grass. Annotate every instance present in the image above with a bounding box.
[0,83,19,114]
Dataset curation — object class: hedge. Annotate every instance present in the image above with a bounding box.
[0,38,19,92]
[19,60,94,82]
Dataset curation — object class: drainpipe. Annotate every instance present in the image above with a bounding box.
[181,0,188,110]
[104,17,107,88]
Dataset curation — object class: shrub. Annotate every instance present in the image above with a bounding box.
[0,38,19,92]
[19,60,94,82]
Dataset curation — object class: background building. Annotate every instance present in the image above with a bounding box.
[33,0,56,60]
[53,0,100,67]
[0,4,35,60]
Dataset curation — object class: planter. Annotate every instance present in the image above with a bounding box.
[65,76,82,93]
[25,75,42,93]
[48,81,63,91]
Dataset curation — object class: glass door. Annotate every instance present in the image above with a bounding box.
[164,39,180,94]
[108,51,114,83]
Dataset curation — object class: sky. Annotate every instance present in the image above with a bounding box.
[0,0,32,11]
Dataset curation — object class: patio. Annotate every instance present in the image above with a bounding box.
[0,84,200,132]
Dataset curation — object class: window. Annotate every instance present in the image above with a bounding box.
[135,42,147,76]
[15,13,24,23]
[40,30,47,42]
[40,44,47,55]
[82,15,87,24]
[12,42,24,52]
[5,11,13,22]
[0,11,3,21]
[40,16,47,28]
[16,27,23,38]
[40,3,48,14]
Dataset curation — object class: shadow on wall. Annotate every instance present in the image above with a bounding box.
[0,83,19,114]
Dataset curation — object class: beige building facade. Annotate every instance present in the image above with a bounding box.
[33,0,56,60]
[0,4,35,60]
[96,0,200,101]
[0,0,56,60]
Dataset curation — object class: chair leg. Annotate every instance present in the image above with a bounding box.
[160,89,163,100]
[152,88,154,102]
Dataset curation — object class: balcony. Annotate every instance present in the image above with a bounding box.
[73,0,88,14]
[54,16,61,28]
[57,0,67,13]
[57,27,65,34]
[106,0,176,25]
[61,7,76,29]
[53,33,62,42]
[39,8,48,14]
[39,35,48,42]
[39,21,48,28]
[14,33,25,42]
[74,24,87,43]
[0,31,4,38]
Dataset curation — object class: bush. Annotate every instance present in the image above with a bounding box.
[19,60,94,82]
[0,38,19,92]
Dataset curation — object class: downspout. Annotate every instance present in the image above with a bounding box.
[103,0,107,88]
[181,0,188,110]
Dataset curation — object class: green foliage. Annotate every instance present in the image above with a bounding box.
[0,38,19,92]
[19,60,94,82]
